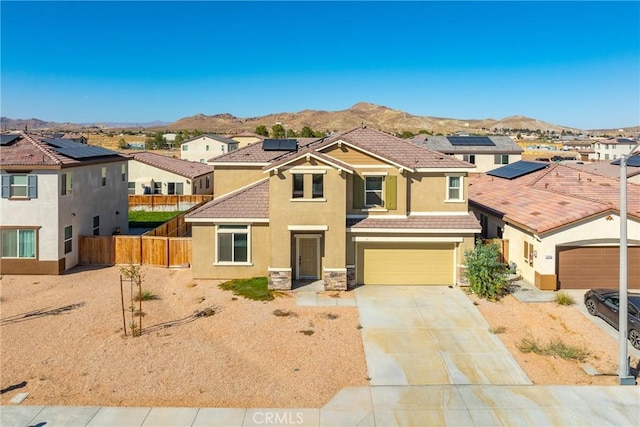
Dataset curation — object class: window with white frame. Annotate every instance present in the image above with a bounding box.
[494,154,509,165]
[312,174,324,198]
[365,176,384,207]
[64,225,73,254]
[167,182,184,195]
[1,228,36,258]
[61,172,73,196]
[182,145,188,151]
[153,182,162,194]
[292,174,304,198]
[101,167,107,186]
[127,182,135,195]
[217,225,249,263]
[463,154,476,164]
[121,164,126,182]
[447,175,463,201]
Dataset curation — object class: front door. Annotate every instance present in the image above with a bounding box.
[298,237,319,279]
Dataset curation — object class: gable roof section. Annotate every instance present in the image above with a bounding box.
[1,133,124,168]
[130,151,213,179]
[186,179,269,221]
[263,147,354,174]
[469,163,640,234]
[410,135,523,154]
[207,141,292,164]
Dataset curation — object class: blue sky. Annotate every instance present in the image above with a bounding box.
[1,1,639,129]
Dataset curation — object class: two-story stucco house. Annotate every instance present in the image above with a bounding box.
[469,160,640,290]
[185,126,481,290]
[127,151,214,195]
[180,134,239,163]
[410,135,523,174]
[1,133,129,274]
[593,138,638,161]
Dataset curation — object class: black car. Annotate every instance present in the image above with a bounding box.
[584,289,640,349]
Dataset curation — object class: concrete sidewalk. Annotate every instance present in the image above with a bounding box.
[2,385,639,426]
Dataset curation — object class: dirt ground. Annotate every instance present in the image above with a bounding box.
[0,266,367,408]
[1,267,636,408]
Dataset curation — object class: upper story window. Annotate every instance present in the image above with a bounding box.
[312,174,324,199]
[1,174,37,199]
[93,216,100,236]
[216,225,249,264]
[61,172,73,196]
[463,154,476,164]
[494,154,509,165]
[182,145,188,151]
[206,145,210,151]
[101,167,107,186]
[365,176,384,207]
[446,175,463,201]
[206,176,211,189]
[292,174,304,198]
[121,164,126,182]
[1,228,36,258]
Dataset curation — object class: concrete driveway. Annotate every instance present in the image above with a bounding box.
[355,285,531,386]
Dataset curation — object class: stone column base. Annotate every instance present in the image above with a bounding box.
[268,269,292,290]
[346,265,356,290]
[323,268,347,291]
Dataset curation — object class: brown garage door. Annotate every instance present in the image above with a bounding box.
[557,246,640,289]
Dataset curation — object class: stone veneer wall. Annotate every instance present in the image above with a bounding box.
[323,269,347,291]
[346,266,356,290]
[268,269,292,290]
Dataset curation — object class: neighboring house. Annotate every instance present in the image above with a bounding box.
[186,126,481,290]
[593,138,638,161]
[180,134,238,163]
[228,131,264,148]
[127,151,214,195]
[49,132,88,144]
[410,135,523,173]
[0,133,129,274]
[572,155,640,185]
[468,161,640,290]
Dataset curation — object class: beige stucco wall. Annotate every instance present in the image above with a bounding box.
[408,173,469,213]
[231,136,262,148]
[190,222,270,279]
[181,136,237,163]
[268,159,347,272]
[212,166,266,198]
[128,160,213,195]
[452,153,521,173]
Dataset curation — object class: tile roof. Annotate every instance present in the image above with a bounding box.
[573,159,640,179]
[348,213,481,231]
[1,133,123,167]
[469,163,640,234]
[410,135,523,154]
[264,146,355,173]
[130,151,213,179]
[207,141,293,163]
[186,180,269,219]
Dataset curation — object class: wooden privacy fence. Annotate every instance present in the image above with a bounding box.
[129,195,212,212]
[79,235,191,267]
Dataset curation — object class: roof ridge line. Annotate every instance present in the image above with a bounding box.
[25,133,62,164]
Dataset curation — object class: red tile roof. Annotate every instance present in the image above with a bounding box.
[130,151,213,179]
[470,163,640,233]
[187,180,269,219]
[1,133,123,167]
[348,213,481,231]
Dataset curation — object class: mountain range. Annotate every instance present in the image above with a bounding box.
[2,102,637,135]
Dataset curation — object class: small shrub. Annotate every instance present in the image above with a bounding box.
[463,239,508,300]
[135,290,157,301]
[517,336,588,361]
[554,292,575,306]
[273,309,297,317]
[298,329,314,336]
[219,277,279,301]
[489,325,507,334]
[323,313,339,320]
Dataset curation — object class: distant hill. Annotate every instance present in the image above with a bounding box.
[3,103,637,136]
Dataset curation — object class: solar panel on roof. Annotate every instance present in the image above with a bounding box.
[487,161,549,180]
[612,155,640,167]
[43,138,118,159]
[447,136,495,147]
[0,134,20,145]
[262,139,298,151]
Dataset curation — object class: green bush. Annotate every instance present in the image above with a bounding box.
[219,277,280,301]
[463,239,508,300]
[554,292,575,306]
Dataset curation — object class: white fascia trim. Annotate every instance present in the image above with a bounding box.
[264,153,354,174]
[288,225,329,231]
[209,162,270,167]
[415,168,471,173]
[352,236,464,243]
[346,264,355,268]
[290,167,328,174]
[362,171,389,176]
[354,165,395,169]
[323,267,347,272]
[268,267,292,272]
[322,140,414,172]
[349,228,480,234]
[409,212,471,216]
[186,217,269,223]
